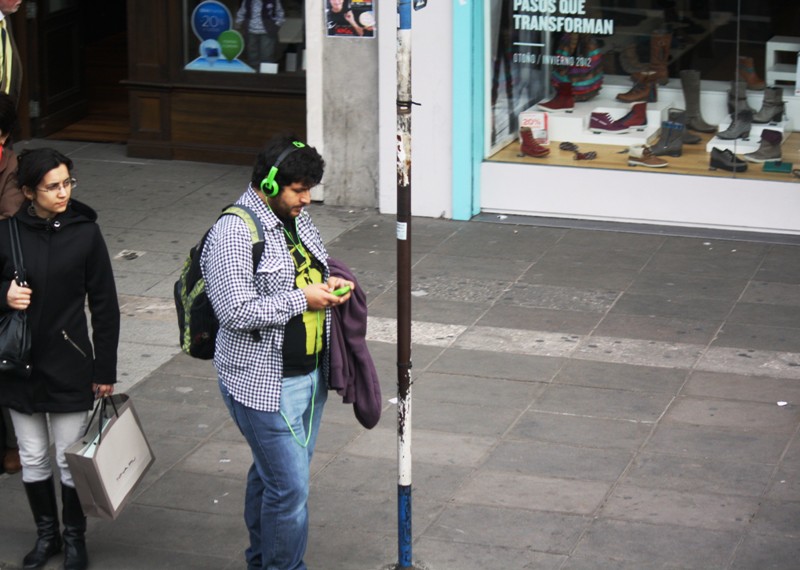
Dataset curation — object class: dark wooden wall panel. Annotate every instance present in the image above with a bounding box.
[130,90,168,136]
[171,91,305,147]
[126,0,171,82]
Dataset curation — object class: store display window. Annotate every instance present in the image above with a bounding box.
[182,0,305,75]
[487,1,800,182]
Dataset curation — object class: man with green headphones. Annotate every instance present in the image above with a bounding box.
[200,135,354,570]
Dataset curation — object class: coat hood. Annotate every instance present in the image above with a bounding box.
[16,198,98,232]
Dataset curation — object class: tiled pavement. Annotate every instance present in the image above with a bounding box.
[0,140,798,569]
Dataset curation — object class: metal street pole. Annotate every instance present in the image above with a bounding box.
[396,0,413,566]
[395,1,426,569]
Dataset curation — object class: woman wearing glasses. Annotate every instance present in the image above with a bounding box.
[0,147,120,570]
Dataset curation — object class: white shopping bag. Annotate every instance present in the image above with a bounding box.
[65,394,155,519]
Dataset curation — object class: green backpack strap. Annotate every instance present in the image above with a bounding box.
[218,204,266,344]
[220,204,265,270]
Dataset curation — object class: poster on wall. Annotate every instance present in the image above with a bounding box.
[326,0,375,38]
[185,0,255,72]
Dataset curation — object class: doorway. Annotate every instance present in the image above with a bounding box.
[47,29,129,143]
[34,0,128,143]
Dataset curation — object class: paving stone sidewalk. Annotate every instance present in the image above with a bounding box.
[1,140,799,569]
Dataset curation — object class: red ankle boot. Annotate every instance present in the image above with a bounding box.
[519,127,550,158]
[538,82,574,112]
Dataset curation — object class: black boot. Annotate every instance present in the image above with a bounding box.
[22,478,63,569]
[709,147,747,173]
[61,485,88,570]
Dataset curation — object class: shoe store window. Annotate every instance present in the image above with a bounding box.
[487,1,800,181]
[183,0,306,77]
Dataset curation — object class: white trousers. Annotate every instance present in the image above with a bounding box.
[9,409,88,486]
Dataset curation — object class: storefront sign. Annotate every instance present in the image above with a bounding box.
[512,0,614,34]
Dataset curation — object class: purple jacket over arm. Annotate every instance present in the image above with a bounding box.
[328,257,382,429]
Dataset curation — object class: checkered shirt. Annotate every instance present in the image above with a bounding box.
[200,186,330,412]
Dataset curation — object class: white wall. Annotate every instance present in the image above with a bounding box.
[306,0,324,201]
[306,0,379,207]
[378,1,454,218]
[482,161,800,234]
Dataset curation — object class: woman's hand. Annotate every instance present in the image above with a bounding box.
[6,280,32,310]
[93,383,115,399]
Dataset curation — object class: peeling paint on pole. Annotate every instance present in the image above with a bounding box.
[396,27,412,189]
[396,129,410,188]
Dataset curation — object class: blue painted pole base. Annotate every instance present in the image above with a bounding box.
[398,484,412,568]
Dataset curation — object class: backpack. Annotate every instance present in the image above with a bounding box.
[174,204,265,359]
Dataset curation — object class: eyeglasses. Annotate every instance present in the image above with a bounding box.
[38,177,77,193]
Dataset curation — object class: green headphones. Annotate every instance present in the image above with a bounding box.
[259,141,307,198]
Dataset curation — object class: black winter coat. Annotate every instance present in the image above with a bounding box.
[0,199,120,414]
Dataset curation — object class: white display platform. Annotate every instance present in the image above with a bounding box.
[705,117,789,153]
[765,36,800,89]
[481,159,800,235]
[531,94,671,147]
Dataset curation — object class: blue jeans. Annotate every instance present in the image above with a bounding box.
[219,370,327,570]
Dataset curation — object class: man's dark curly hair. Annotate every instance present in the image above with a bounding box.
[251,135,325,192]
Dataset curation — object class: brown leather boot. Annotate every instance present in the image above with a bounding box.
[738,56,765,90]
[649,30,672,85]
[616,71,658,103]
[519,127,549,158]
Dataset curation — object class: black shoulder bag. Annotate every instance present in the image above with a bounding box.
[0,217,32,378]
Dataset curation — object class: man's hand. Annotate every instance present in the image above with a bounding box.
[303,278,355,310]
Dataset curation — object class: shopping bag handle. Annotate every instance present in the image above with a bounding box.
[82,395,120,444]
